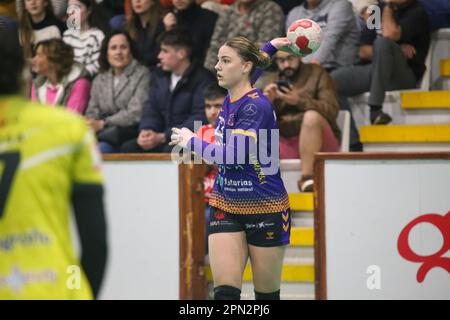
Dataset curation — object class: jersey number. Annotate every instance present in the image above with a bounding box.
[0,152,20,218]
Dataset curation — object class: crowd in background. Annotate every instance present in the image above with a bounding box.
[1,0,448,191]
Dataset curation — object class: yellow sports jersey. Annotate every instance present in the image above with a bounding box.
[0,96,103,299]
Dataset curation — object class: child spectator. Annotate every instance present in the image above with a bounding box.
[196,83,227,253]
[18,0,66,57]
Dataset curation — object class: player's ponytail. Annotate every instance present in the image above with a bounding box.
[224,37,272,74]
[256,50,272,69]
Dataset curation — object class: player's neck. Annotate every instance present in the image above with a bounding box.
[229,80,253,102]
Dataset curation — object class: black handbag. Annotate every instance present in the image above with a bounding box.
[97,125,139,146]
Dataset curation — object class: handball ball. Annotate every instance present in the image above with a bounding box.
[287,19,323,57]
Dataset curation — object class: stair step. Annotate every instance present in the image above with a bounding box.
[360,124,450,143]
[401,91,450,109]
[290,227,314,247]
[441,59,450,77]
[204,261,314,283]
[292,215,314,228]
[206,282,315,300]
[289,193,314,212]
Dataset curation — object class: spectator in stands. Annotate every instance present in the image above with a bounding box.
[204,0,285,72]
[85,31,151,153]
[63,0,105,78]
[121,29,213,153]
[263,49,340,192]
[196,83,227,253]
[331,0,430,125]
[17,0,66,56]
[286,0,359,72]
[17,0,68,20]
[30,38,90,114]
[110,0,166,69]
[162,0,218,64]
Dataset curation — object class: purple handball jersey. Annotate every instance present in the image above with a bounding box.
[191,88,290,215]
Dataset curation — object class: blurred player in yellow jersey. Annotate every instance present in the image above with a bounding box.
[0,28,107,299]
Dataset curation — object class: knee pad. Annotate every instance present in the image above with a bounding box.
[214,285,241,300]
[254,289,280,300]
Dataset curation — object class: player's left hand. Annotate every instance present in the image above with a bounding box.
[169,127,195,148]
[270,37,295,55]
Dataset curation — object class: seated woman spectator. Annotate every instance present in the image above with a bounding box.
[30,38,90,114]
[85,31,151,153]
[162,0,217,64]
[18,0,66,57]
[63,0,105,78]
[110,0,165,69]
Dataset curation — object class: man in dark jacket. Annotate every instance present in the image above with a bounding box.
[163,0,218,64]
[121,28,214,153]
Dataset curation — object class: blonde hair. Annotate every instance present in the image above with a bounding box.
[224,36,272,73]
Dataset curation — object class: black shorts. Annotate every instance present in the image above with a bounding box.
[208,207,291,247]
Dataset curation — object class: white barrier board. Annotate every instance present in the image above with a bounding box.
[324,159,450,299]
[99,160,179,299]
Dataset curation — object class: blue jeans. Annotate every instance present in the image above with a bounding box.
[99,141,119,153]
